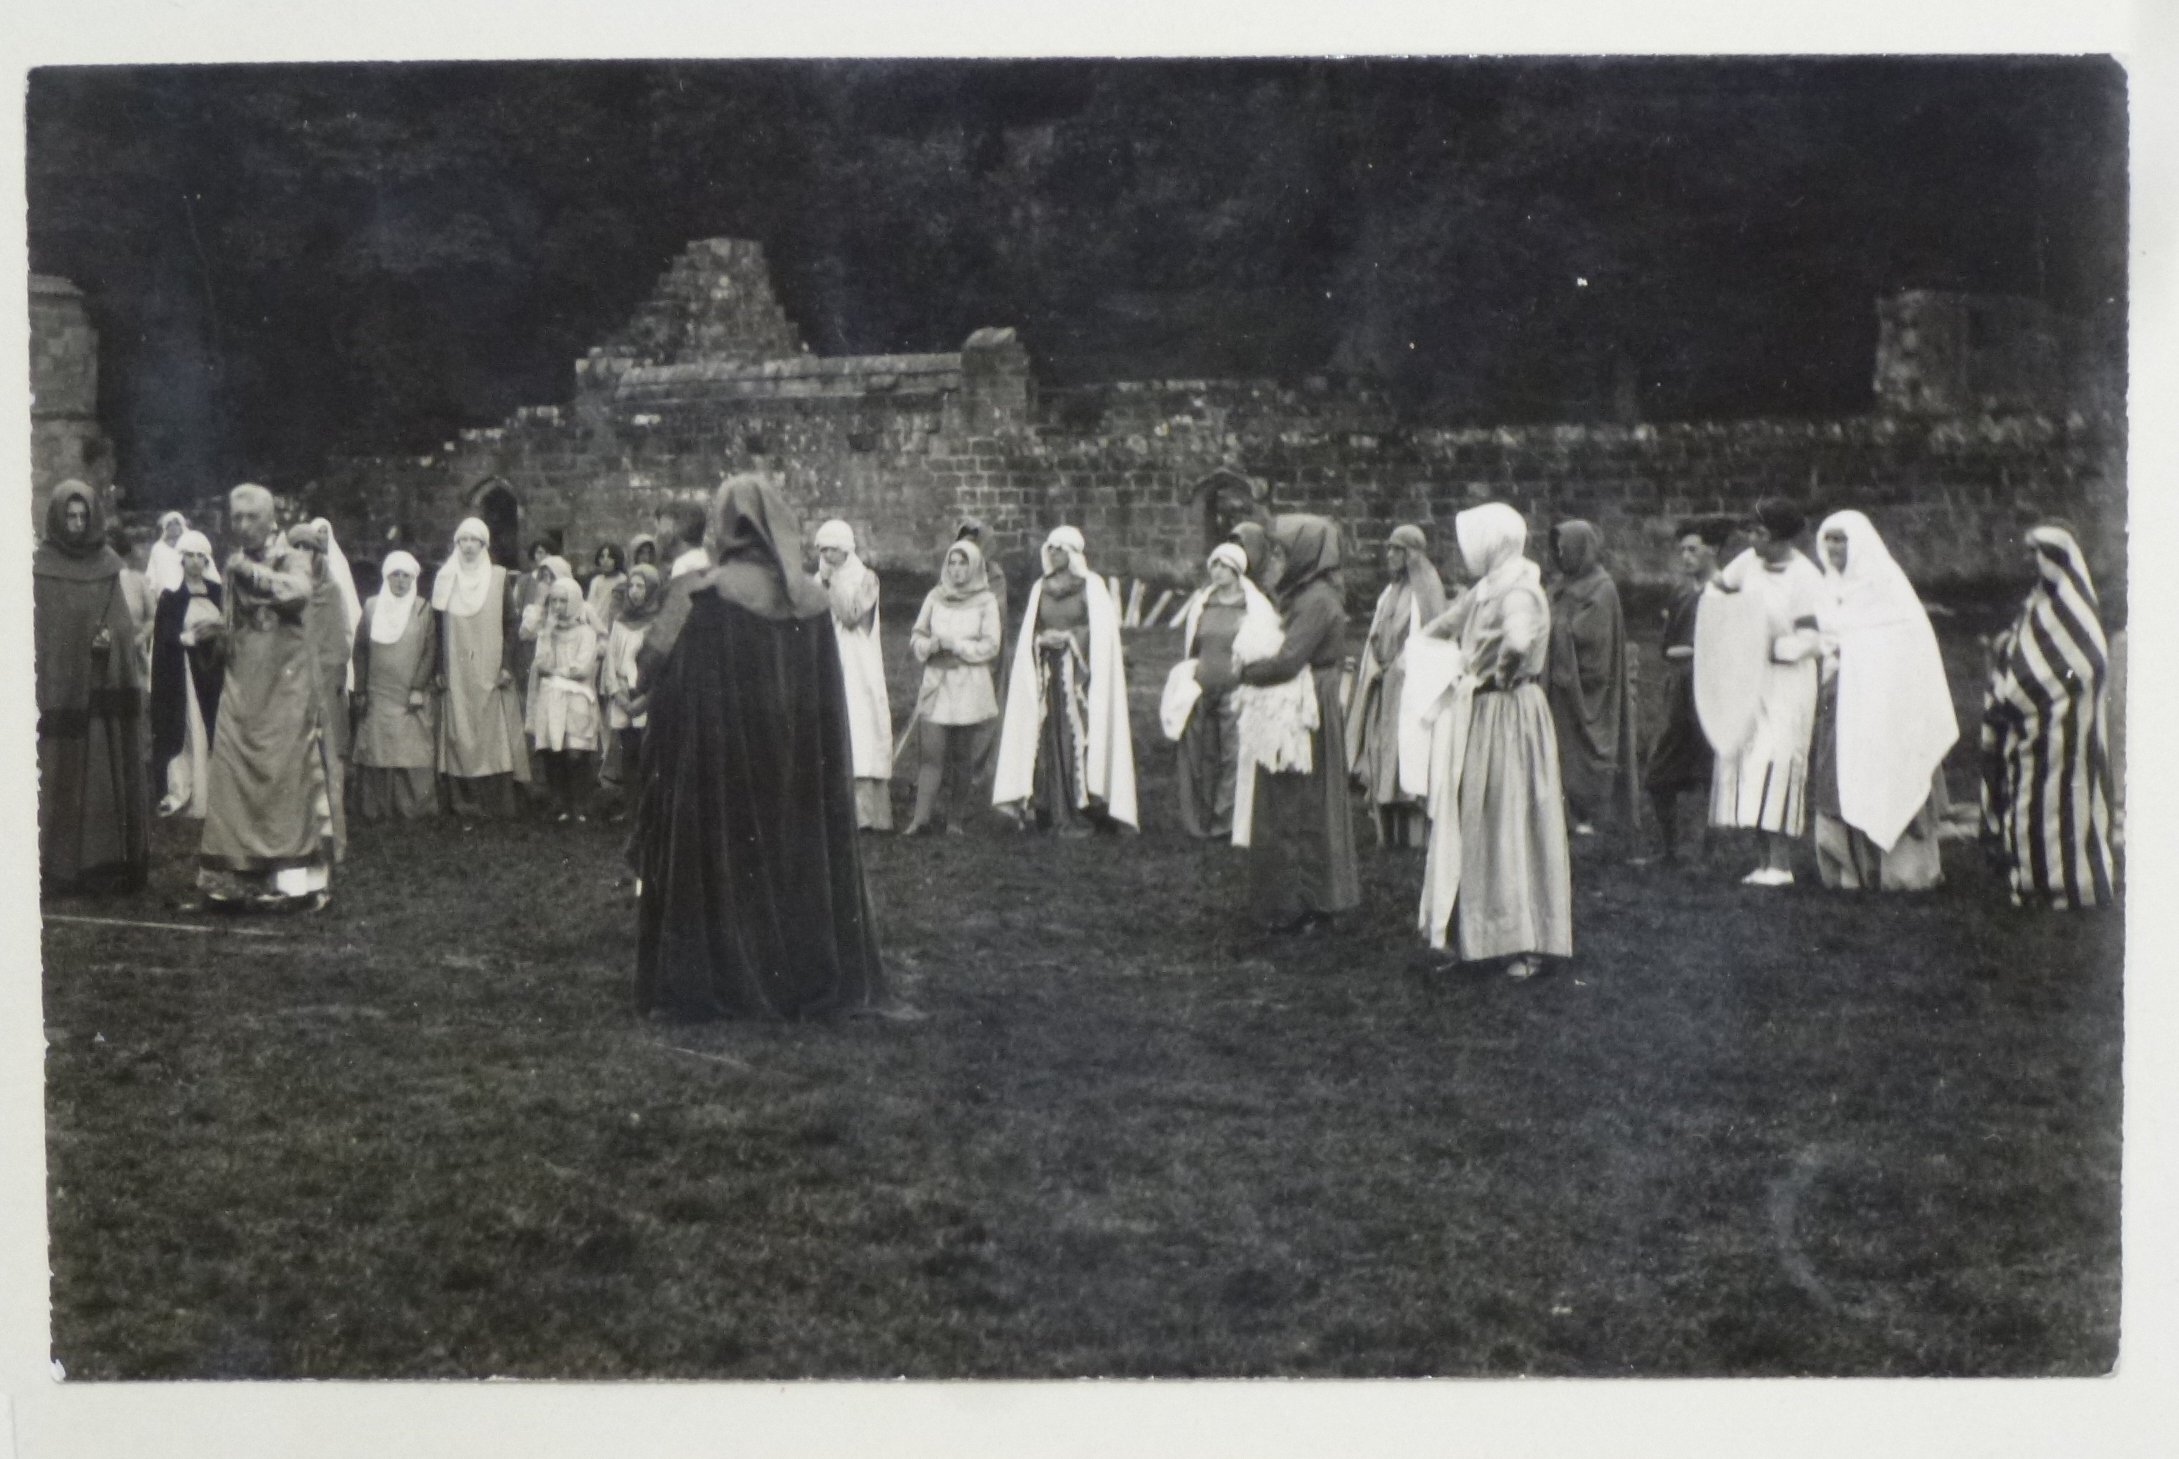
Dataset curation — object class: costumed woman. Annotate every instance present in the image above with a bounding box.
[1234,515,1360,931]
[631,475,891,1021]
[1166,542,1274,840]
[287,520,361,845]
[1546,519,1639,837]
[598,562,663,819]
[350,549,440,821]
[1807,511,1957,891]
[1346,523,1447,848]
[432,516,532,821]
[150,530,224,818]
[993,525,1138,835]
[813,520,895,830]
[34,480,150,893]
[525,575,604,821]
[901,538,1002,835]
[1638,517,1729,864]
[1980,522,2119,909]
[1416,503,1573,979]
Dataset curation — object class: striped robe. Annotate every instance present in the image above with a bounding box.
[1979,527,2118,909]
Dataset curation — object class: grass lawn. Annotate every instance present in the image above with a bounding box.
[41,588,2123,1378]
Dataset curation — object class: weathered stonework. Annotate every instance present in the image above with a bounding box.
[29,275,115,519]
[318,239,2124,597]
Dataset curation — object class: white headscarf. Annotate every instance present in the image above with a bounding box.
[1454,503,1540,605]
[431,517,497,617]
[813,519,858,556]
[148,511,190,592]
[1815,510,1958,851]
[1042,524,1090,580]
[370,550,423,645]
[173,528,222,586]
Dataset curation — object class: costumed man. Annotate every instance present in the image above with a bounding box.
[192,483,341,911]
[34,481,151,894]
[1345,523,1446,848]
[1545,519,1640,837]
[1695,498,1828,887]
[813,519,896,831]
[955,517,1010,802]
[630,475,894,1021]
[1636,517,1730,864]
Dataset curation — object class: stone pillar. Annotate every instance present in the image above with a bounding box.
[29,275,115,523]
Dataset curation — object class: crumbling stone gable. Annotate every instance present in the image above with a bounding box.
[316,239,2123,598]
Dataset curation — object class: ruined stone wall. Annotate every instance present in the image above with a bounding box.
[316,240,2124,601]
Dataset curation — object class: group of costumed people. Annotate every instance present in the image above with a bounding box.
[37,471,2119,1017]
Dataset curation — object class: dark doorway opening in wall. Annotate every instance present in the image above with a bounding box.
[1192,468,1268,563]
[469,478,521,569]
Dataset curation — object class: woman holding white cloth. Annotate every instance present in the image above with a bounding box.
[1415,503,1571,978]
[1165,542,1277,840]
[814,519,895,831]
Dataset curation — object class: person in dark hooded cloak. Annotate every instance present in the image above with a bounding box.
[629,475,890,1021]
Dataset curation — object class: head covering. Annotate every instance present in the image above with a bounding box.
[616,563,665,627]
[369,550,424,645]
[1207,542,1249,580]
[1454,503,1541,606]
[1814,510,1958,851]
[35,480,123,582]
[1042,525,1091,581]
[1228,521,1272,587]
[938,538,992,604]
[173,529,222,585]
[629,532,659,566]
[1553,520,1605,582]
[1385,522,1447,622]
[542,554,574,582]
[1754,498,1806,541]
[814,519,858,556]
[286,520,327,553]
[148,511,191,591]
[1269,514,1342,605]
[431,516,499,616]
[956,517,989,544]
[643,476,830,665]
[544,574,587,625]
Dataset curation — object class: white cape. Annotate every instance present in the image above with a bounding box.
[993,571,1138,828]
[1407,635,1474,950]
[827,555,894,780]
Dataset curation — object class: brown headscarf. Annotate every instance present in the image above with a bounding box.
[642,476,829,662]
[1270,514,1343,606]
[35,481,124,582]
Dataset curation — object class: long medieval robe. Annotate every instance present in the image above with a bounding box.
[351,592,441,821]
[35,482,150,893]
[1545,520,1640,830]
[436,563,532,817]
[632,476,888,1021]
[1808,511,1956,892]
[1418,503,1573,961]
[1346,525,1447,848]
[1704,547,1827,835]
[197,536,340,905]
[1980,523,2119,909]
[1237,515,1361,925]
[150,579,225,817]
[993,526,1139,832]
[814,522,895,830]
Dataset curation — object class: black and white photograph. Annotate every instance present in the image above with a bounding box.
[4,4,2172,1455]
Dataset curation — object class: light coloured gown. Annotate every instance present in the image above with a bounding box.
[1441,578,1574,961]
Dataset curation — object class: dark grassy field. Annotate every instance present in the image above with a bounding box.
[41,590,2123,1378]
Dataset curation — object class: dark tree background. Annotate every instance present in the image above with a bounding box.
[26,57,2126,506]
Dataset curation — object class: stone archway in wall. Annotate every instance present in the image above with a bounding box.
[468,477,522,569]
[1191,467,1268,562]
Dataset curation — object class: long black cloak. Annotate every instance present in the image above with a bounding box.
[630,478,886,1020]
